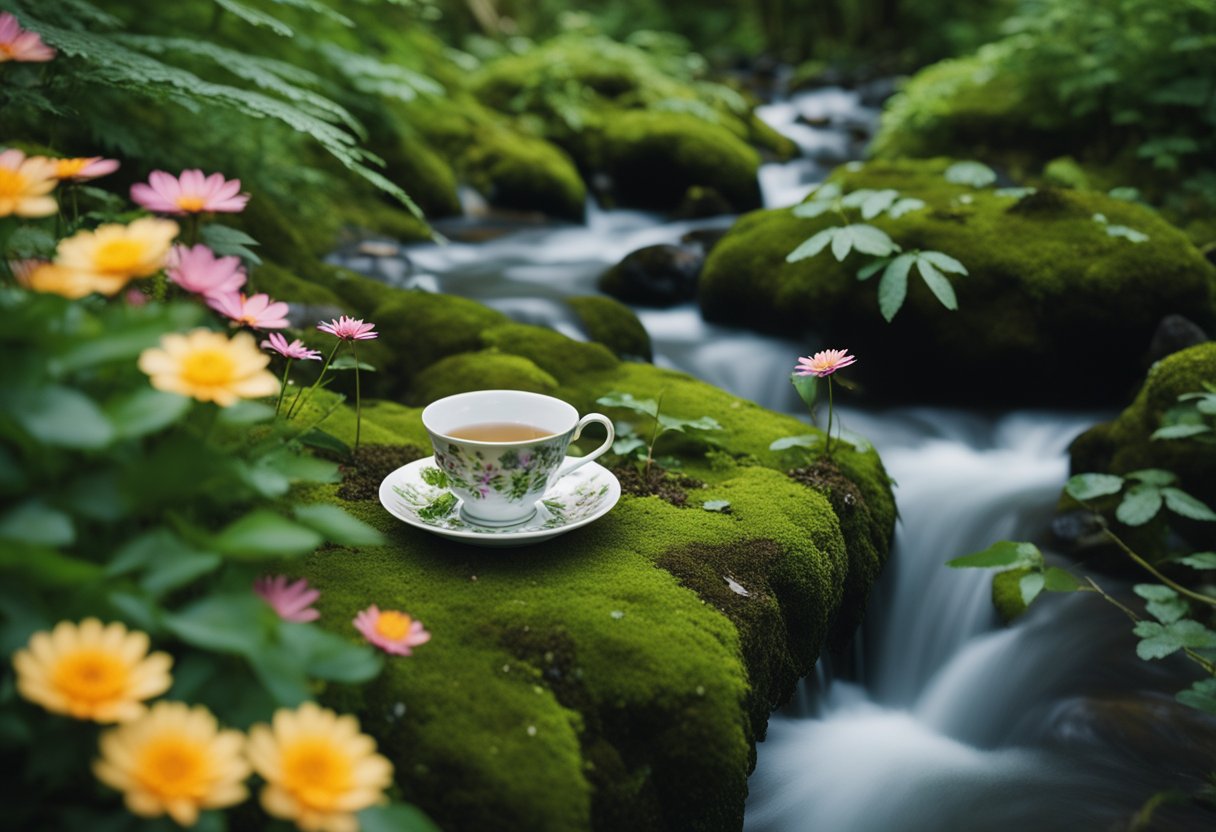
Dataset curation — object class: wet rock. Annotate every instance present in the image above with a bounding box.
[599,244,704,307]
[680,228,730,254]
[1051,510,1107,549]
[1146,314,1209,365]
[673,186,733,220]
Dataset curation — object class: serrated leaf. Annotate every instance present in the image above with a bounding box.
[1065,473,1125,500]
[1117,484,1163,526]
[596,393,658,418]
[1043,567,1080,592]
[1162,488,1216,521]
[878,254,913,322]
[915,258,958,311]
[1180,552,1216,570]
[948,540,1042,570]
[1152,424,1211,440]
[200,224,262,265]
[1019,572,1046,606]
[770,434,818,451]
[1134,619,1216,660]
[214,0,293,36]
[945,161,997,188]
[1177,678,1216,714]
[787,228,836,262]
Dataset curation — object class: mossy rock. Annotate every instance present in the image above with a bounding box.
[463,127,587,221]
[992,568,1031,624]
[566,296,653,361]
[371,129,463,219]
[250,261,345,310]
[699,158,1216,405]
[296,344,895,831]
[1068,343,1216,552]
[408,350,559,405]
[479,323,620,384]
[588,111,762,213]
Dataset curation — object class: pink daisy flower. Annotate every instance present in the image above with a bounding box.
[54,157,120,182]
[209,292,290,330]
[130,169,249,215]
[317,316,378,341]
[795,349,857,378]
[168,244,246,298]
[261,332,322,361]
[254,575,320,623]
[0,13,55,63]
[353,605,430,656]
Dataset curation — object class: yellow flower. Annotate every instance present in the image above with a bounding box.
[94,701,250,827]
[0,148,57,217]
[11,259,97,299]
[248,702,394,832]
[55,217,180,295]
[12,618,173,723]
[138,328,280,407]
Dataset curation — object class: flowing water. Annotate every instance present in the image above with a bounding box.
[332,87,1216,830]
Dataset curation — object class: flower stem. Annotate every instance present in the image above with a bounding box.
[824,376,835,457]
[352,342,362,455]
[274,358,293,416]
[287,341,340,420]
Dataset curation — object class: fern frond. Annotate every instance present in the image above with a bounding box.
[265,0,353,28]
[213,0,293,38]
[318,41,444,103]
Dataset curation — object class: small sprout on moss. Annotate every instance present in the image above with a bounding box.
[597,391,721,477]
[944,160,997,188]
[610,610,625,620]
[996,187,1036,199]
[703,500,731,513]
[1092,212,1149,243]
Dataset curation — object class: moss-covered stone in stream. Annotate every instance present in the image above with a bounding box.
[478,323,620,384]
[371,291,510,386]
[463,128,587,221]
[408,351,560,405]
[699,158,1216,405]
[566,296,654,361]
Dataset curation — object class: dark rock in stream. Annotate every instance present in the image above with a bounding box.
[1146,314,1209,365]
[599,243,705,307]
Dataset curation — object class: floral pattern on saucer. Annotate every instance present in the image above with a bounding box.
[379,457,620,547]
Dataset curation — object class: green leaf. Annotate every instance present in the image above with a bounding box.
[278,622,383,683]
[1134,584,1189,624]
[1117,484,1163,526]
[947,540,1042,570]
[2,386,114,449]
[330,354,377,372]
[1019,572,1046,606]
[217,401,276,425]
[0,501,74,547]
[248,643,311,706]
[1162,488,1216,521]
[791,372,818,409]
[1177,678,1216,714]
[612,436,646,456]
[915,258,958,311]
[945,161,997,188]
[262,451,341,484]
[359,804,443,832]
[995,187,1036,199]
[770,435,818,451]
[1152,424,1212,440]
[657,414,722,433]
[792,200,835,219]
[212,510,323,559]
[837,224,900,259]
[878,254,913,322]
[1043,567,1080,592]
[1065,473,1124,500]
[200,224,262,265]
[596,393,658,418]
[1127,469,1176,486]
[294,504,384,546]
[857,258,890,281]
[887,197,926,218]
[0,542,101,587]
[164,594,270,656]
[214,0,293,36]
[1134,619,1216,660]
[1106,225,1149,243]
[918,251,968,275]
[142,551,223,598]
[786,228,836,262]
[299,428,351,458]
[860,189,899,220]
[1180,552,1216,570]
[702,500,731,512]
[105,389,191,439]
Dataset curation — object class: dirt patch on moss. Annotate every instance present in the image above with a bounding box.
[611,464,705,507]
[337,443,429,501]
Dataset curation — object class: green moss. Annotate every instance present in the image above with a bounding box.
[408,351,560,405]
[699,158,1216,404]
[250,262,345,309]
[747,112,799,161]
[367,122,463,219]
[566,296,653,361]
[463,127,587,221]
[589,111,761,212]
[480,323,620,383]
[371,292,510,390]
[992,569,1031,623]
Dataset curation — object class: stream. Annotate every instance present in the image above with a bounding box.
[331,87,1216,830]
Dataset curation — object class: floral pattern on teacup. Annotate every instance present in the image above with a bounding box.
[433,437,567,502]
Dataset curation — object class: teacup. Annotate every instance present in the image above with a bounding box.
[421,390,615,527]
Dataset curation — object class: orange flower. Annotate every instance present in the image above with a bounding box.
[0,148,57,217]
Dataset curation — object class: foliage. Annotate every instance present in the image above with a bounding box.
[596,391,721,476]
[1153,384,1216,443]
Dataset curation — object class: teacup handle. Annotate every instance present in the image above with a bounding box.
[555,413,615,480]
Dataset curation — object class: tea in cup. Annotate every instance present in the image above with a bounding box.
[420,390,615,526]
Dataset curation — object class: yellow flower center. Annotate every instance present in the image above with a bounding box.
[93,239,149,275]
[374,611,412,641]
[137,735,209,798]
[56,159,89,178]
[52,649,128,703]
[177,195,206,212]
[282,739,353,809]
[180,349,236,388]
[0,167,28,198]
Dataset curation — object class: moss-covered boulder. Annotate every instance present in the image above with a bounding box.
[408,350,559,404]
[567,295,654,361]
[699,158,1216,404]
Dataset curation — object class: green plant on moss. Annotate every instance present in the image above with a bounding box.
[1153,385,1216,443]
[596,391,721,477]
[786,181,969,322]
[1092,212,1149,244]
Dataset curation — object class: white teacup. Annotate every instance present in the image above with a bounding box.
[421,390,615,527]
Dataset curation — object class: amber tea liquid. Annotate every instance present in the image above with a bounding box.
[446,422,554,442]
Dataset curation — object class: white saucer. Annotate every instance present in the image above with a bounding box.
[378,456,621,548]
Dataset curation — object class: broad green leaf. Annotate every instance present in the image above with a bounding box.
[791,372,818,408]
[915,259,958,311]
[948,540,1042,570]
[1162,488,1216,521]
[1134,619,1216,660]
[164,594,270,655]
[841,188,877,209]
[596,393,658,418]
[1106,225,1149,243]
[857,258,889,281]
[657,414,721,433]
[0,501,74,547]
[841,224,900,258]
[792,200,835,219]
[1152,424,1211,440]
[1127,469,1175,486]
[359,804,443,832]
[214,0,293,36]
[217,401,276,425]
[612,437,646,456]
[808,182,842,200]
[249,643,311,706]
[1135,584,1189,624]
[2,386,114,449]
[861,189,899,220]
[0,543,101,587]
[1065,473,1124,500]
[263,450,341,484]
[1180,552,1216,570]
[1177,678,1216,714]
[299,428,350,457]
[786,228,836,262]
[945,161,997,188]
[918,251,968,275]
[1117,484,1163,526]
[1043,567,1080,592]
[770,435,819,451]
[1019,572,1046,606]
[142,551,222,598]
[200,224,262,265]
[878,254,913,322]
[108,591,162,634]
[278,622,383,683]
[887,197,925,218]
[330,355,377,372]
[212,510,323,559]
[105,389,191,439]
[703,500,731,512]
[294,504,385,546]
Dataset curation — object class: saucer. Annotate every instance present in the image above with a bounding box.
[378,456,621,548]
